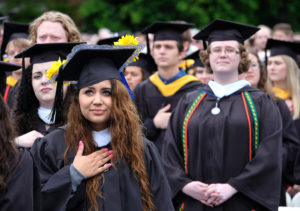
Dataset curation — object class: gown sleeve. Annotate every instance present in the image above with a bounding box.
[143,138,175,211]
[30,128,79,211]
[227,94,283,210]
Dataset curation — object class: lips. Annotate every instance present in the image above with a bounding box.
[40,88,52,93]
[91,109,105,115]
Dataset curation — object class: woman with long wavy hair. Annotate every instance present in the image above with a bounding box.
[31,44,173,211]
[0,61,40,211]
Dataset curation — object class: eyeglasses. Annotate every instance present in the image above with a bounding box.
[210,47,240,56]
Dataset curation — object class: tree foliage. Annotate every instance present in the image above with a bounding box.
[1,0,299,33]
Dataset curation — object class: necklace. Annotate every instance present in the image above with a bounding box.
[211,98,221,115]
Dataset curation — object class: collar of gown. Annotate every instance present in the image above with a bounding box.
[38,107,55,125]
[92,128,111,147]
[208,80,250,98]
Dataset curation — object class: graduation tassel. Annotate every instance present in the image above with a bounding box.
[20,55,28,112]
[120,71,134,99]
[50,68,64,124]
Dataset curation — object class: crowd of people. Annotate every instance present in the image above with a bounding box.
[0,10,300,211]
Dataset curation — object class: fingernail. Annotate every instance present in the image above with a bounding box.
[79,141,83,146]
[104,148,108,152]
[109,150,113,154]
[108,163,112,167]
[109,154,113,158]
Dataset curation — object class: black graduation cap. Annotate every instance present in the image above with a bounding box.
[97,36,122,45]
[51,44,136,123]
[59,44,135,89]
[265,39,300,62]
[193,19,259,45]
[184,50,204,68]
[0,61,21,72]
[0,22,29,60]
[127,53,156,74]
[142,21,194,42]
[15,42,83,64]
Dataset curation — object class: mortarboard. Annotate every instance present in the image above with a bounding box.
[142,21,194,42]
[265,39,300,62]
[0,61,21,72]
[193,19,259,46]
[0,22,29,60]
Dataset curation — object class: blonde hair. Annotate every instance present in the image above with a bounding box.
[6,38,31,53]
[29,11,83,44]
[200,43,250,74]
[280,55,300,119]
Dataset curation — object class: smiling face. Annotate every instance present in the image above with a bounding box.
[36,21,68,43]
[79,80,112,131]
[32,61,58,109]
[209,40,241,74]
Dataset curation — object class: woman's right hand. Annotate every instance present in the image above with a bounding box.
[73,141,112,178]
[15,130,44,147]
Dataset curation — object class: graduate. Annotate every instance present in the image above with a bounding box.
[30,43,174,211]
[240,49,300,206]
[162,19,282,210]
[0,61,40,211]
[134,21,202,152]
[13,42,81,147]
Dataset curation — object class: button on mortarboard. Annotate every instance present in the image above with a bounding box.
[193,19,259,44]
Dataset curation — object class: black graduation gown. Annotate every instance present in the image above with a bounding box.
[30,127,174,211]
[134,78,202,152]
[0,148,40,211]
[34,117,56,136]
[162,85,282,211]
[276,98,300,206]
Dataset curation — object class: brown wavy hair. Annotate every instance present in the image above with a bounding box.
[200,43,250,74]
[64,79,155,211]
[0,96,18,191]
[29,11,83,44]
